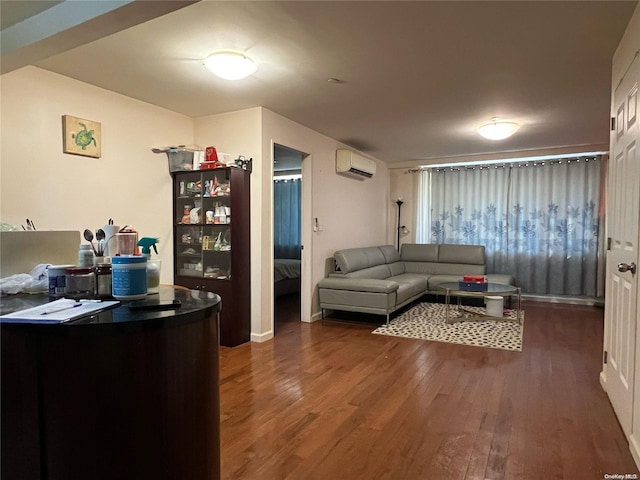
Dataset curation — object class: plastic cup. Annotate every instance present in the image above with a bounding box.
[117,233,137,255]
[146,260,162,294]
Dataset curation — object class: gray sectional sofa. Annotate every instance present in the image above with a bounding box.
[318,243,514,323]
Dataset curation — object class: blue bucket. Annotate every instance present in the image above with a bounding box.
[112,255,147,300]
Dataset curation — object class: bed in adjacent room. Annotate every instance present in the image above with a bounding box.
[274,258,301,297]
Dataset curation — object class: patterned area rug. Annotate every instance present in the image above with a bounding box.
[372,302,524,351]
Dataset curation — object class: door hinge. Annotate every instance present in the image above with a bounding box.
[611,117,616,131]
[604,350,608,364]
[607,237,612,250]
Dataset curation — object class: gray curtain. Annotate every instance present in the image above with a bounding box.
[418,157,602,297]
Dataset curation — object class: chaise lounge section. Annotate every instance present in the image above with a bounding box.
[318,243,514,323]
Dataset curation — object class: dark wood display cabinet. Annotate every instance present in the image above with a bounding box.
[172,167,251,347]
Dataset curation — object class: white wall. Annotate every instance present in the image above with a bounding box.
[193,108,263,338]
[261,108,390,328]
[0,66,193,283]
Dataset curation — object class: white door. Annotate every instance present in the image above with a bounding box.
[604,53,639,438]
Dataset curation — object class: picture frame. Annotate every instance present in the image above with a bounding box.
[62,115,101,158]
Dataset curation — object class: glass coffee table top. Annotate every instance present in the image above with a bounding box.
[437,282,519,294]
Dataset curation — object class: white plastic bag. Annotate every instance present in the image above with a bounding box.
[0,263,50,294]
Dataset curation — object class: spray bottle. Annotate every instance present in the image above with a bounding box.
[137,237,161,293]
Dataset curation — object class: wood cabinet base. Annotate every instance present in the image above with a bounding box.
[1,311,220,480]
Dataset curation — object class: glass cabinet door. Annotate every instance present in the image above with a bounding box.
[175,169,232,280]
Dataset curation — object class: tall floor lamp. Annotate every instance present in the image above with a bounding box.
[395,198,404,251]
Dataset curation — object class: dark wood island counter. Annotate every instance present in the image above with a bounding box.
[1,286,222,480]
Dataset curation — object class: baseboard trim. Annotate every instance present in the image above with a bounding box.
[600,370,607,391]
[250,330,274,343]
[521,294,600,306]
[629,433,640,471]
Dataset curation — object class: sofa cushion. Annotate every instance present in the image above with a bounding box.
[401,243,439,262]
[388,261,405,276]
[335,246,387,273]
[319,289,396,310]
[424,262,485,276]
[401,243,486,276]
[379,245,401,263]
[438,244,485,265]
[343,264,392,280]
[389,274,429,304]
[403,261,442,274]
[318,277,399,293]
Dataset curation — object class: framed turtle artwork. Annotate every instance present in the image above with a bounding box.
[62,115,101,158]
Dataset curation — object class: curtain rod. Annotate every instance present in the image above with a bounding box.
[407,155,601,173]
[274,175,302,182]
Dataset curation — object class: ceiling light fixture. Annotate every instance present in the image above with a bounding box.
[203,51,256,80]
[476,117,520,140]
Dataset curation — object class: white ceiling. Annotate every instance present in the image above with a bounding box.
[2,0,637,164]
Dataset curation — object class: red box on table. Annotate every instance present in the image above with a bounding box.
[463,275,486,283]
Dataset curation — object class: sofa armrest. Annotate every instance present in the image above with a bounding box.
[318,277,399,294]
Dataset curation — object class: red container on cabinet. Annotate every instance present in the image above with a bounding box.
[205,146,218,162]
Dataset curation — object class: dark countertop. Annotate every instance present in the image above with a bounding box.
[0,285,222,332]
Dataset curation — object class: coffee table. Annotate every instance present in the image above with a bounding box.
[437,282,522,324]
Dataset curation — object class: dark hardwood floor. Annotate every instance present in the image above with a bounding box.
[219,296,639,479]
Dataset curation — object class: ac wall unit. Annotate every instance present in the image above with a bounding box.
[336,149,376,179]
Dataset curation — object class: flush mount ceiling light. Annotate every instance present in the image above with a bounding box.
[203,51,256,80]
[476,117,520,140]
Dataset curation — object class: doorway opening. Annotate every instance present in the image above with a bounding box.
[273,143,304,332]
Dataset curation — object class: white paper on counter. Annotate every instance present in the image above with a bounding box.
[0,298,120,324]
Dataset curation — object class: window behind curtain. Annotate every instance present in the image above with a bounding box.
[274,178,301,259]
[416,157,603,297]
